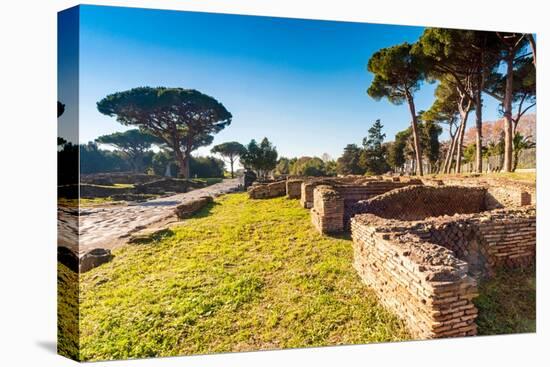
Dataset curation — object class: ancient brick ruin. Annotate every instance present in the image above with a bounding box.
[247,180,287,199]
[248,175,536,339]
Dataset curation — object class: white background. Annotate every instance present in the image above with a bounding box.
[0,0,548,366]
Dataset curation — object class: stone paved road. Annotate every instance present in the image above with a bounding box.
[74,178,241,254]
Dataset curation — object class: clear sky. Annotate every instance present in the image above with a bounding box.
[65,4,505,160]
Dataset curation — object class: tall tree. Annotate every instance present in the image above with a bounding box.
[96,129,162,172]
[240,138,278,180]
[97,87,232,178]
[485,54,535,171]
[211,141,247,178]
[490,33,529,171]
[422,76,472,173]
[414,29,500,173]
[360,119,390,174]
[367,43,427,175]
[419,120,442,173]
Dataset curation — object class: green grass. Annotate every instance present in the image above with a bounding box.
[62,193,536,361]
[192,177,224,186]
[432,172,536,183]
[112,183,135,188]
[78,193,410,361]
[484,172,536,183]
[475,266,536,335]
[58,263,79,360]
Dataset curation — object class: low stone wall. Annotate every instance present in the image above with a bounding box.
[311,186,344,233]
[352,218,479,339]
[81,172,162,185]
[300,179,335,208]
[414,208,536,277]
[135,178,204,195]
[485,186,532,209]
[248,180,287,199]
[79,184,134,198]
[309,179,423,233]
[286,179,304,199]
[352,185,487,221]
[439,177,535,207]
[175,196,213,219]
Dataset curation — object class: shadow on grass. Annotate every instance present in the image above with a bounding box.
[129,228,175,245]
[188,201,221,219]
[474,265,536,335]
[324,231,352,241]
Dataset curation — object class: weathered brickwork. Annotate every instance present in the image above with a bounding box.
[300,179,335,208]
[352,185,487,221]
[352,218,479,339]
[349,184,535,339]
[247,180,287,199]
[311,186,344,233]
[286,179,304,199]
[485,186,532,209]
[309,179,423,233]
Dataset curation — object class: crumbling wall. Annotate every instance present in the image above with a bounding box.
[311,186,344,233]
[352,216,479,339]
[415,208,536,277]
[300,179,335,208]
[286,179,304,199]
[352,185,487,221]
[309,179,423,233]
[248,180,287,199]
[485,186,532,209]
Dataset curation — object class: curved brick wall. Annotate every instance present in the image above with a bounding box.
[352,185,487,221]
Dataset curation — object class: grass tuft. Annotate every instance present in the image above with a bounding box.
[474,266,536,335]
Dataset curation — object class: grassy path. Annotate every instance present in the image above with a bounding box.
[77,193,410,360]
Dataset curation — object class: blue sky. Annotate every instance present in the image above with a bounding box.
[61,5,506,160]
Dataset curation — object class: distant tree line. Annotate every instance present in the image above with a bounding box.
[71,139,227,178]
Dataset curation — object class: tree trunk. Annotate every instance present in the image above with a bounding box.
[443,130,457,174]
[174,147,189,178]
[229,156,235,178]
[455,110,470,173]
[474,85,483,173]
[406,94,423,176]
[503,52,515,172]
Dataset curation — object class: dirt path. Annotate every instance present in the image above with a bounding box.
[71,178,241,254]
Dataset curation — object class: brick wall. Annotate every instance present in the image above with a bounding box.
[352,185,487,221]
[300,179,335,208]
[311,186,344,233]
[485,186,532,209]
[414,208,536,277]
[248,180,287,199]
[351,205,535,338]
[286,179,304,199]
[309,179,423,233]
[352,216,479,339]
